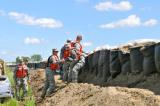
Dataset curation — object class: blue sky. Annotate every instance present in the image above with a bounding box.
[0,0,160,61]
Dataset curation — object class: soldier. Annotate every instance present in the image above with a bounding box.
[59,39,72,80]
[13,57,29,100]
[69,35,86,83]
[61,40,74,82]
[40,49,64,100]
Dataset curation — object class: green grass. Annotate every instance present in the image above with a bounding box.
[0,98,18,106]
[0,67,36,106]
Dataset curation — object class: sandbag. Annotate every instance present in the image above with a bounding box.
[110,50,121,78]
[98,50,107,78]
[155,42,160,73]
[102,50,110,82]
[119,51,131,75]
[87,53,94,72]
[141,44,157,75]
[130,46,143,74]
[92,51,100,67]
[92,51,100,75]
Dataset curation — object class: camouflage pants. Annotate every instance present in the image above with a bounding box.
[68,61,77,82]
[41,67,55,98]
[15,77,28,100]
[62,61,71,82]
[70,56,85,83]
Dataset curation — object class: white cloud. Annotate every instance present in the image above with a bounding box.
[94,44,117,52]
[82,42,92,47]
[24,37,45,45]
[100,15,141,29]
[100,15,158,29]
[95,1,132,11]
[8,12,63,28]
[143,19,158,27]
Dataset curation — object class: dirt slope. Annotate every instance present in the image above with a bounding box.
[30,69,160,106]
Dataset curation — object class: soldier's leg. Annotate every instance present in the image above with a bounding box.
[46,69,55,96]
[15,79,21,100]
[63,62,69,81]
[68,61,77,82]
[41,68,50,98]
[72,61,85,83]
[21,78,28,98]
[59,65,63,80]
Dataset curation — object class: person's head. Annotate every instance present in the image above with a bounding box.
[66,39,72,43]
[76,35,82,42]
[19,57,24,64]
[64,44,70,50]
[52,48,59,55]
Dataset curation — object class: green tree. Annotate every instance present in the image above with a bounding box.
[31,54,42,62]
[16,56,30,63]
[22,56,30,63]
[16,56,20,63]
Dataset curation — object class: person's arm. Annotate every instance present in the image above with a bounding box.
[74,43,81,54]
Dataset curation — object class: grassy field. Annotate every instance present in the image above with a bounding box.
[0,67,35,106]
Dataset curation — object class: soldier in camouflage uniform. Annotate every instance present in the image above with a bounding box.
[40,49,64,99]
[69,35,86,83]
[13,57,29,100]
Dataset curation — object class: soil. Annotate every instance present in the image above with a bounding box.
[30,69,160,106]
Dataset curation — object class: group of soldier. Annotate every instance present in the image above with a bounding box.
[13,35,87,101]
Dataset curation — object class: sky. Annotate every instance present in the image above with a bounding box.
[0,0,160,62]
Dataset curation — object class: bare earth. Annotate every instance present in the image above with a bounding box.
[30,69,160,106]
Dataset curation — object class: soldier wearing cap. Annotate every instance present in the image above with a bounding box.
[40,48,64,99]
[13,57,29,100]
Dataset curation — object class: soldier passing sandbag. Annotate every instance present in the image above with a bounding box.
[69,35,87,83]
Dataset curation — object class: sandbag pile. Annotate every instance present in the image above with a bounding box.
[77,40,160,85]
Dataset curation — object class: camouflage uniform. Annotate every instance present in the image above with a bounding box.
[13,64,29,100]
[71,55,85,82]
[69,42,86,83]
[41,67,56,98]
[61,42,74,82]
[63,57,74,82]
[41,54,60,98]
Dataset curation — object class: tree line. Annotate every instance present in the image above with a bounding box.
[16,54,42,63]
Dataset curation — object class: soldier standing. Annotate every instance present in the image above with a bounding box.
[13,57,29,100]
[40,49,64,99]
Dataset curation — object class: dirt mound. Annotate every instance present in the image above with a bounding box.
[30,70,160,106]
